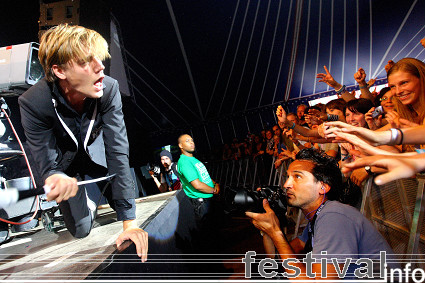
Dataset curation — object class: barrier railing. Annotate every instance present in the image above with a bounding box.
[207,155,425,265]
[362,174,425,269]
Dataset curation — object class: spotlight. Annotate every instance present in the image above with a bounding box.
[0,42,45,96]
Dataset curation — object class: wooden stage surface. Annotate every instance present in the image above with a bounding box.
[0,191,177,281]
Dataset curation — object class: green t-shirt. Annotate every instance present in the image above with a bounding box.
[177,154,214,199]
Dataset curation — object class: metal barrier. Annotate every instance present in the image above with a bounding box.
[207,155,290,189]
[362,174,425,269]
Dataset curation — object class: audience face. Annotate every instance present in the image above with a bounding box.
[273,135,280,144]
[380,91,395,113]
[287,114,298,125]
[326,107,345,119]
[297,105,306,120]
[388,71,421,109]
[266,130,273,140]
[272,125,281,137]
[345,109,367,128]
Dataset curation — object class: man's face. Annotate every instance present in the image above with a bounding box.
[179,135,195,153]
[160,156,171,168]
[56,57,105,99]
[283,160,322,210]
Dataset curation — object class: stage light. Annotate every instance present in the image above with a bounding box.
[0,42,44,96]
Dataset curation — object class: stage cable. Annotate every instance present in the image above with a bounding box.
[0,106,40,225]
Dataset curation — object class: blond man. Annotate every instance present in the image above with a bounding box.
[19,24,147,261]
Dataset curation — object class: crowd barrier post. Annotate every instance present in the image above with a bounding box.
[407,174,425,256]
[243,158,250,187]
[251,160,258,190]
[268,156,276,185]
[229,160,235,186]
[236,159,243,187]
[360,176,374,216]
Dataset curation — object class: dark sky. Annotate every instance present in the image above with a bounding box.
[0,1,40,46]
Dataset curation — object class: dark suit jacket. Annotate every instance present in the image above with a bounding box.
[18,76,135,200]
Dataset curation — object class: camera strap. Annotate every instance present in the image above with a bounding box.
[303,201,326,253]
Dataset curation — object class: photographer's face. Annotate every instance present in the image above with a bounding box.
[161,156,171,169]
[284,160,323,212]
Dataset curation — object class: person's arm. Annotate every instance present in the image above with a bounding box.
[342,154,425,185]
[316,65,355,102]
[190,179,218,194]
[101,79,148,262]
[353,67,374,101]
[18,86,79,202]
[246,200,342,280]
[325,121,425,147]
[149,172,169,193]
[276,106,320,137]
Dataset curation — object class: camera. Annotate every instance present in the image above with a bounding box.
[230,186,288,224]
[148,164,161,176]
[371,106,384,118]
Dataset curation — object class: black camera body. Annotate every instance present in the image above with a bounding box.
[148,164,161,176]
[232,186,288,225]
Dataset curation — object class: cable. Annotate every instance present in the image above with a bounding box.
[0,105,40,225]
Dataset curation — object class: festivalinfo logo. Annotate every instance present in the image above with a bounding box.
[242,251,425,282]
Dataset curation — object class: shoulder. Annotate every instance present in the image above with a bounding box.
[103,76,118,91]
[316,201,366,231]
[319,201,362,220]
[19,78,51,106]
[100,76,119,102]
[18,79,56,118]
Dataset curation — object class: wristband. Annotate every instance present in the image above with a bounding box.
[359,85,368,89]
[336,85,346,94]
[389,128,399,145]
[289,122,296,129]
[396,128,404,145]
[342,154,351,161]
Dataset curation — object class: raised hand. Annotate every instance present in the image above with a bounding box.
[316,65,340,89]
[276,105,288,127]
[353,68,367,85]
[385,60,395,73]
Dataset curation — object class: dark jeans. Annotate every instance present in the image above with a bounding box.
[59,166,113,238]
[188,197,214,253]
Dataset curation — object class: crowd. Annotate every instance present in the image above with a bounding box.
[220,48,425,192]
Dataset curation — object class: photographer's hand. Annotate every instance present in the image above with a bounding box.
[245,199,281,238]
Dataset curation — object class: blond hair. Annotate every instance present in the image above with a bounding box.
[39,24,110,82]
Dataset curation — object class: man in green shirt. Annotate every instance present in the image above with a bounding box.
[177,134,219,230]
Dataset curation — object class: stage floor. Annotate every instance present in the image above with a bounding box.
[0,191,177,280]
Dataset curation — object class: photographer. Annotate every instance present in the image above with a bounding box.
[149,150,181,193]
[246,148,396,280]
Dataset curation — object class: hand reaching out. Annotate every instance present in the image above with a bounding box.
[316,65,340,89]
